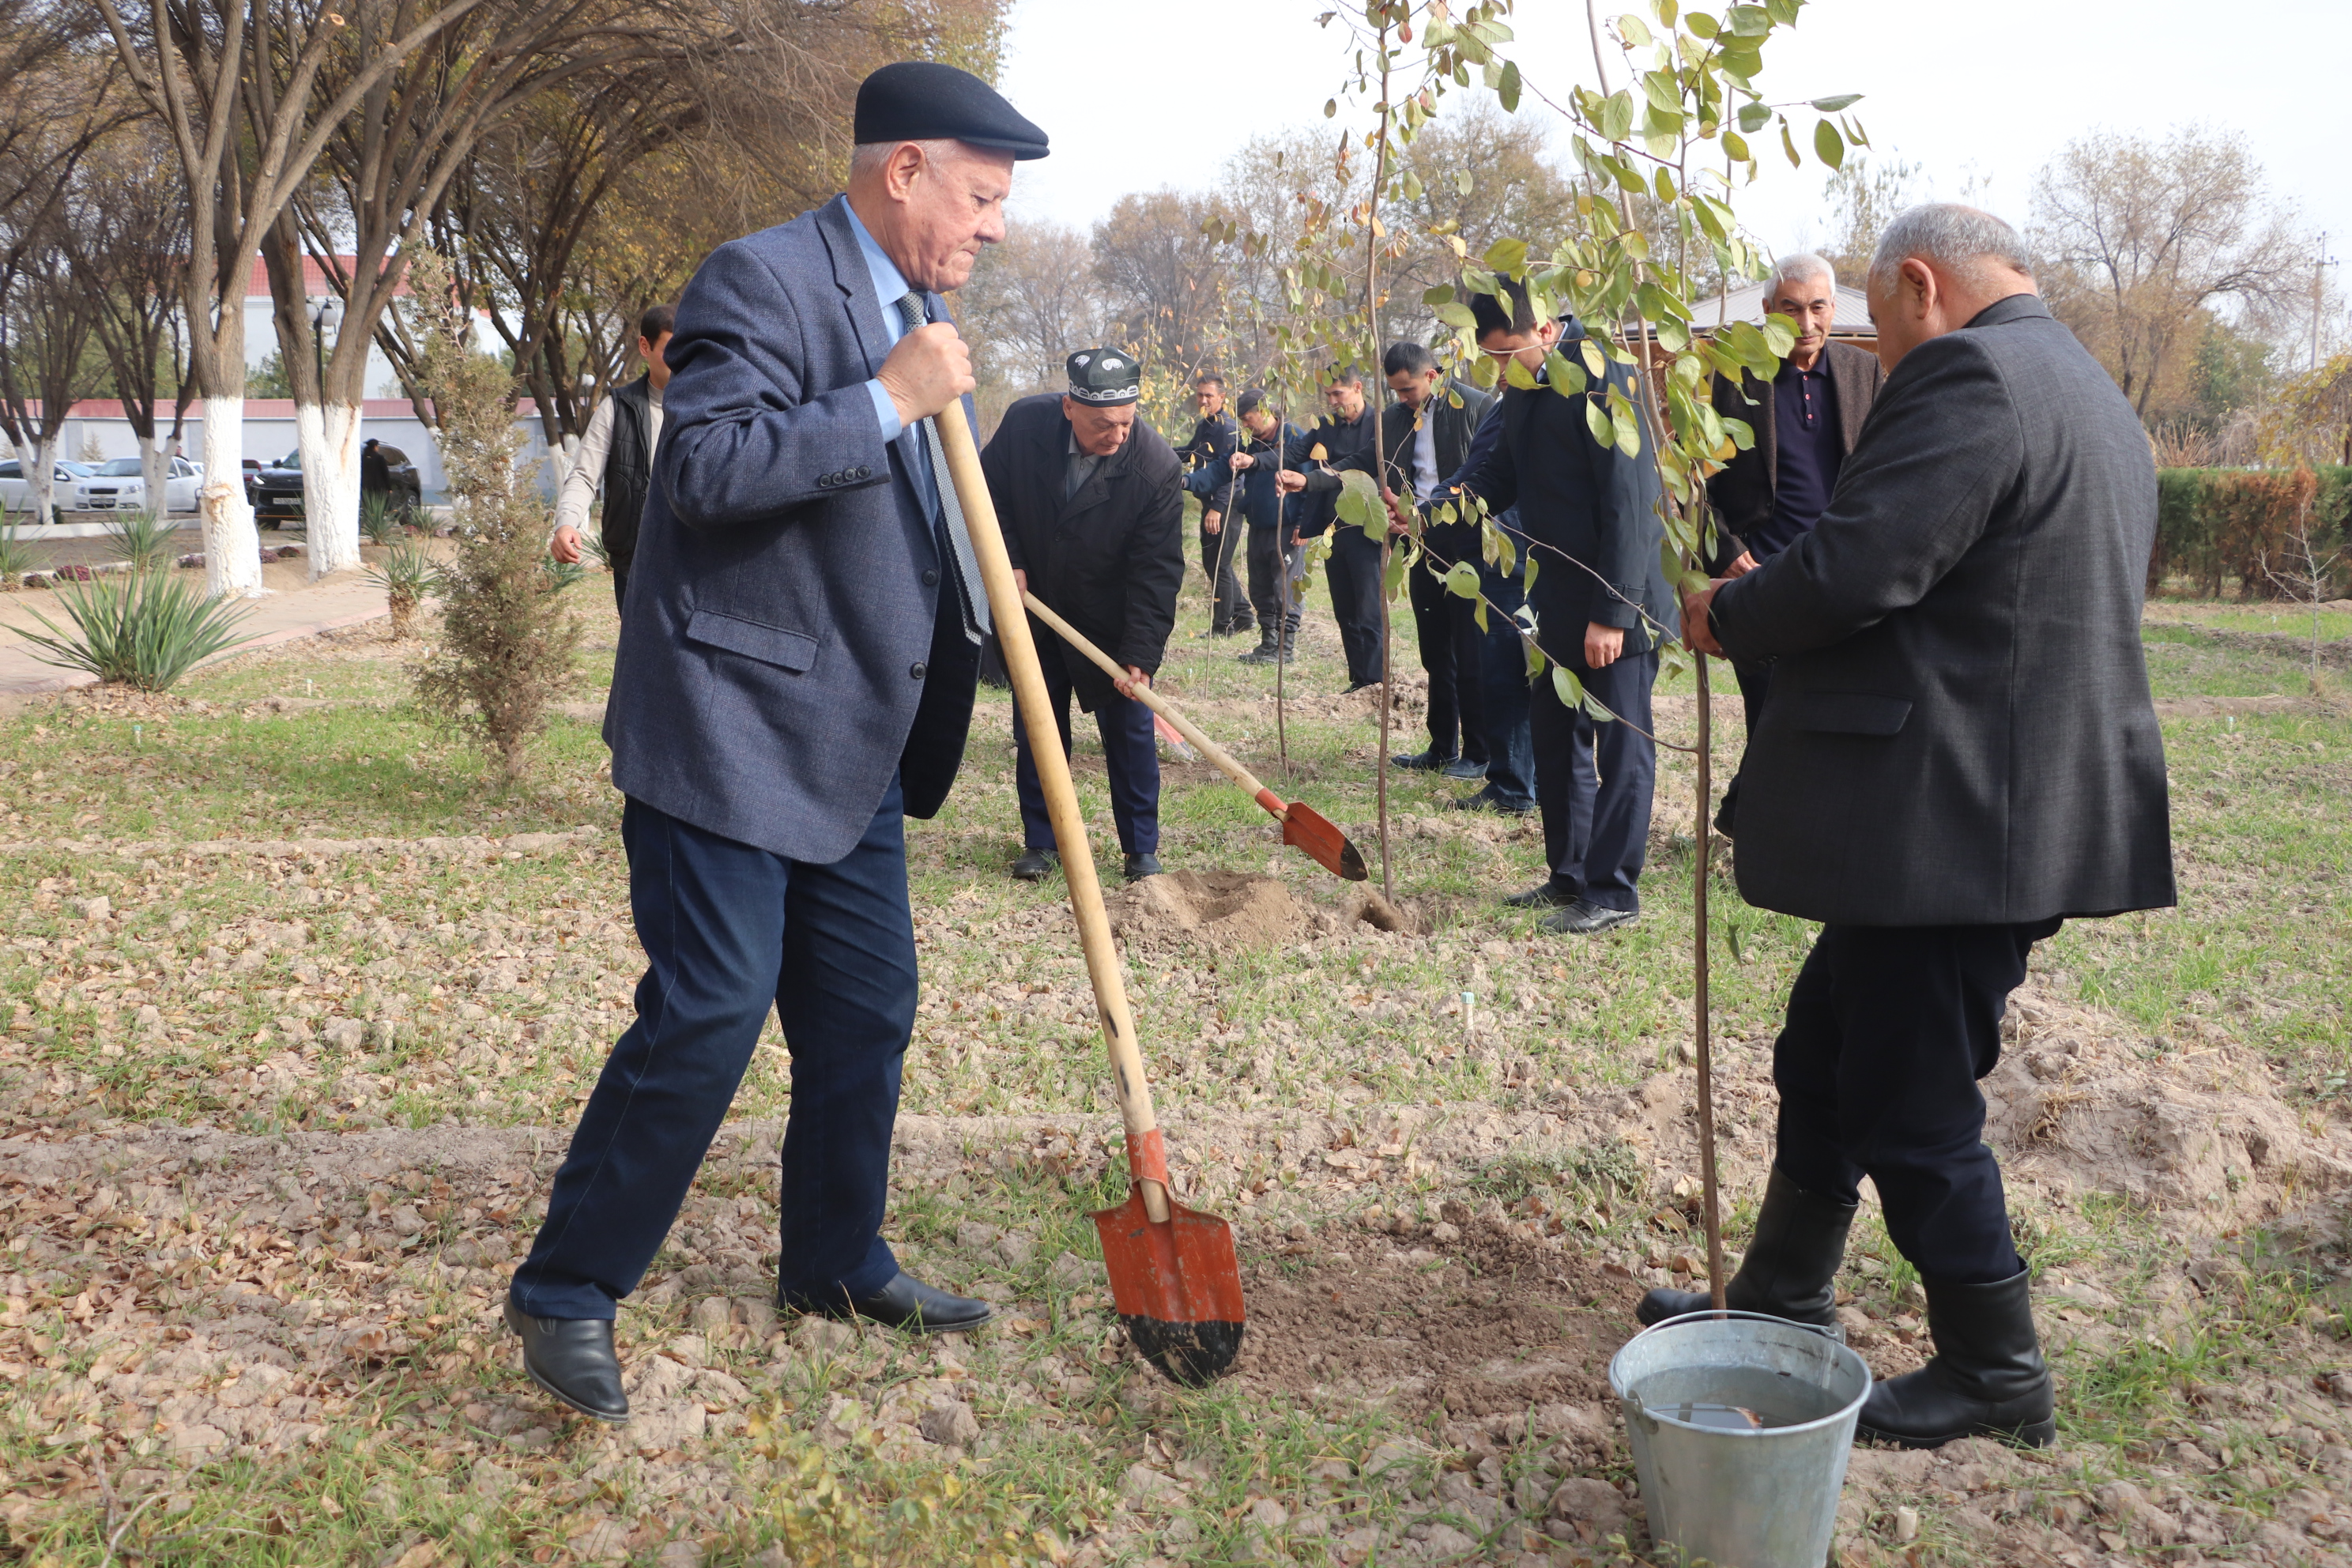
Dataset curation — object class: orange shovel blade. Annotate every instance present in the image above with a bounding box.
[1091,1187,1246,1386]
[1280,800,1369,881]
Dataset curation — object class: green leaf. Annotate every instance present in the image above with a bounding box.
[1655,0,1679,24]
[1584,397,1614,450]
[1543,349,1589,394]
[1781,119,1800,168]
[1687,9,1718,37]
[1483,236,1528,276]
[1434,302,1478,329]
[1760,314,1797,358]
[1384,546,1408,597]
[1498,58,1521,113]
[1808,92,1863,111]
[1423,284,1457,307]
[1585,694,1618,722]
[1725,3,1770,33]
[1813,117,1845,170]
[1456,169,1475,194]
[1580,339,1608,379]
[1325,98,1339,119]
[1505,354,1538,390]
[1621,231,1651,262]
[1720,130,1748,164]
[1736,99,1772,134]
[1523,635,1547,680]
[1618,13,1653,45]
[1522,550,1539,594]
[1641,69,1681,114]
[1444,560,1481,600]
[1473,597,1489,633]
[1551,665,1586,709]
[1600,89,1637,143]
[1611,400,1642,458]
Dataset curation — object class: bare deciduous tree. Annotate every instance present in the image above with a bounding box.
[957,220,1109,423]
[69,121,192,511]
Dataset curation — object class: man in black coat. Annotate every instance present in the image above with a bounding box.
[984,349,1185,883]
[1195,388,1306,664]
[1381,341,1494,777]
[1176,374,1250,637]
[1702,257,1884,835]
[1451,279,1675,935]
[1661,206,2176,1450]
[1277,367,1386,692]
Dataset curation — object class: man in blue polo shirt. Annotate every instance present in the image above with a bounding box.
[1703,254,1885,836]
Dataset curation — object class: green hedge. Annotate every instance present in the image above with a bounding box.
[2152,466,2352,599]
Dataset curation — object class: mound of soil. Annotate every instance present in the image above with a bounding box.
[1235,1218,1623,1419]
[1109,870,1304,946]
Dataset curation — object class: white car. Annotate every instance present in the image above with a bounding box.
[74,455,204,514]
[0,458,96,518]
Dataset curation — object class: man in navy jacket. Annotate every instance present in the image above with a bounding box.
[502,62,1049,1424]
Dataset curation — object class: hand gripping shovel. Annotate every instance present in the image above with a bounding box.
[933,408,1245,1385]
[1020,590,1366,884]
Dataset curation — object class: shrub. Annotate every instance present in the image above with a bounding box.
[17,570,254,690]
[366,539,440,639]
[2153,466,2352,599]
[105,508,178,574]
[0,515,36,579]
[544,557,587,590]
[359,491,402,546]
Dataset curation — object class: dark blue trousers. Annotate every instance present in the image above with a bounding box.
[1771,920,2059,1283]
[1323,527,1385,688]
[1473,540,1536,809]
[1013,653,1160,855]
[1530,638,1657,913]
[509,790,914,1321]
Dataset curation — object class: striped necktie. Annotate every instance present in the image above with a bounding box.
[894,292,989,642]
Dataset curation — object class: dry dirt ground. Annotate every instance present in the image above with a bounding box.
[0,576,2347,1566]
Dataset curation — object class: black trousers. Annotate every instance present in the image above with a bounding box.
[1324,527,1385,687]
[1200,518,1251,631]
[1772,919,2060,1284]
[1012,654,1162,855]
[1716,652,1770,831]
[1530,640,1657,912]
[1407,546,1487,763]
[1246,526,1302,636]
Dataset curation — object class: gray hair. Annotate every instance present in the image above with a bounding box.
[847,138,967,184]
[1868,204,2034,295]
[1767,251,1836,295]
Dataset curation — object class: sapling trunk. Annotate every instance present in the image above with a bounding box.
[1694,652,1724,1309]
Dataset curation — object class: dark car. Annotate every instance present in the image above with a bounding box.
[247,445,424,528]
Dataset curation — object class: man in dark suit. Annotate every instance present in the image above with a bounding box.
[1276,367,1385,692]
[1451,278,1676,935]
[1197,389,1306,665]
[503,62,1050,1424]
[1655,206,2176,1450]
[1702,256,1884,835]
[1175,374,1249,638]
[1382,341,1494,778]
[986,349,1185,884]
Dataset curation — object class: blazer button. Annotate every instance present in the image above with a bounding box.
[856,466,871,478]
[922,569,940,586]
[909,661,927,680]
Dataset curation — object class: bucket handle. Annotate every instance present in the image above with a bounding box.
[1636,1307,1846,1345]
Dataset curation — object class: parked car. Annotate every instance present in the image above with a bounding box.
[0,458,96,519]
[248,445,423,528]
[74,455,204,514]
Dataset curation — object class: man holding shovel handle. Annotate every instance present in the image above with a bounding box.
[499,63,1051,1425]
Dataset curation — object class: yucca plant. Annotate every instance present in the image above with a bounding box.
[18,570,254,691]
[0,514,36,580]
[582,530,612,569]
[105,508,177,573]
[359,491,401,546]
[544,556,587,590]
[366,538,441,639]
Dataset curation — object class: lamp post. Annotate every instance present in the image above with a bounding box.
[311,296,341,391]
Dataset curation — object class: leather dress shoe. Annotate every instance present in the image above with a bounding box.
[1502,880,1577,910]
[1540,898,1638,935]
[1448,788,1533,816]
[1441,756,1488,780]
[1125,851,1163,880]
[783,1272,993,1334]
[505,1300,628,1423]
[1391,748,1455,771]
[1012,846,1059,881]
[1341,679,1382,695]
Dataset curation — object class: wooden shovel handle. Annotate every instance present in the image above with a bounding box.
[1020,590,1288,822]
[932,409,1171,1223]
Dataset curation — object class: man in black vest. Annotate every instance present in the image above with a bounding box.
[1702,255,1884,836]
[550,302,677,612]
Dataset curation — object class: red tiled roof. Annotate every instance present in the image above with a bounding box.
[242,255,417,300]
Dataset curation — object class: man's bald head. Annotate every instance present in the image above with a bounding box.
[1865,204,2038,373]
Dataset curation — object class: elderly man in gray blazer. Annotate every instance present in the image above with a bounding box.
[501,62,1050,1424]
[1655,205,2175,1450]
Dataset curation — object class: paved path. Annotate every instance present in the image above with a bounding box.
[0,564,390,695]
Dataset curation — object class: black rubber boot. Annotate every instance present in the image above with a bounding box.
[1856,1268,2055,1449]
[1636,1167,1857,1327]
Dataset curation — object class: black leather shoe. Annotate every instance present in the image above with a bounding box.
[504,1301,629,1423]
[1012,846,1059,881]
[783,1272,994,1335]
[1502,881,1577,910]
[1449,788,1533,816]
[1539,899,1638,934]
[1442,756,1488,780]
[1638,1167,1858,1328]
[1392,749,1455,771]
[1857,1268,2056,1449]
[1341,679,1381,695]
[1125,851,1163,880]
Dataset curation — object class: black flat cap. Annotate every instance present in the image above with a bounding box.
[1066,349,1140,406]
[855,62,1050,160]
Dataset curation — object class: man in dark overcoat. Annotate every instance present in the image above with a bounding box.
[1381,341,1494,778]
[1451,278,1677,935]
[1702,254,1884,834]
[1276,367,1386,692]
[986,349,1185,884]
[1176,374,1249,637]
[1660,205,2176,1450]
[502,62,1049,1423]
[1200,388,1307,664]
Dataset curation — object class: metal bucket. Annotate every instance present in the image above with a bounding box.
[1608,1310,1872,1568]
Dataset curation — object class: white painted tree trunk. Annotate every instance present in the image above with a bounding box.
[138,432,169,518]
[199,395,266,598]
[307,400,364,578]
[24,435,55,528]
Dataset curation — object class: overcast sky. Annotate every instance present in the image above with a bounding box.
[996,0,2350,330]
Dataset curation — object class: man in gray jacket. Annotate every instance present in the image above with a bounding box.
[503,62,1050,1425]
[1655,206,2175,1450]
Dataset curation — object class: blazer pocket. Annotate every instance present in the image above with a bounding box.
[684,608,818,673]
[1789,691,1912,736]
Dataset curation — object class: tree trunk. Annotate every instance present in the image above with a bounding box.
[308,399,364,576]
[198,397,265,598]
[138,429,168,517]
[24,435,55,528]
